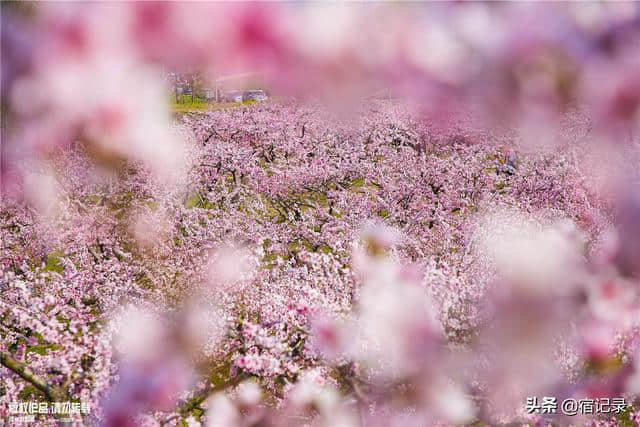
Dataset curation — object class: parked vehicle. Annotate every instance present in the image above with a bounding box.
[223,90,244,103]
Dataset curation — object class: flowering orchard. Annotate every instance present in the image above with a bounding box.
[2,3,640,427]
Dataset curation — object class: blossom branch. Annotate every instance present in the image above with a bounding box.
[0,351,67,401]
[177,372,248,418]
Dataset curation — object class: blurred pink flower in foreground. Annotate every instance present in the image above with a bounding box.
[105,306,194,426]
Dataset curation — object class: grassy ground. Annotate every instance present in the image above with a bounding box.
[170,94,249,113]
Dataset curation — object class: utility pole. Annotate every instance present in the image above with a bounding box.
[215,74,219,103]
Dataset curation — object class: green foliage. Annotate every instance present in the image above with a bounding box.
[136,273,155,290]
[185,193,216,210]
[84,194,103,205]
[43,250,65,274]
[377,209,390,218]
[614,406,635,427]
[493,181,507,191]
[210,360,232,388]
[318,244,333,254]
[56,315,70,325]
[350,177,365,188]
[106,191,135,212]
[584,354,624,376]
[26,343,62,356]
[18,386,42,401]
[262,253,280,262]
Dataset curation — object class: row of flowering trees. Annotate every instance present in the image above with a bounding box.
[1,2,640,426]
